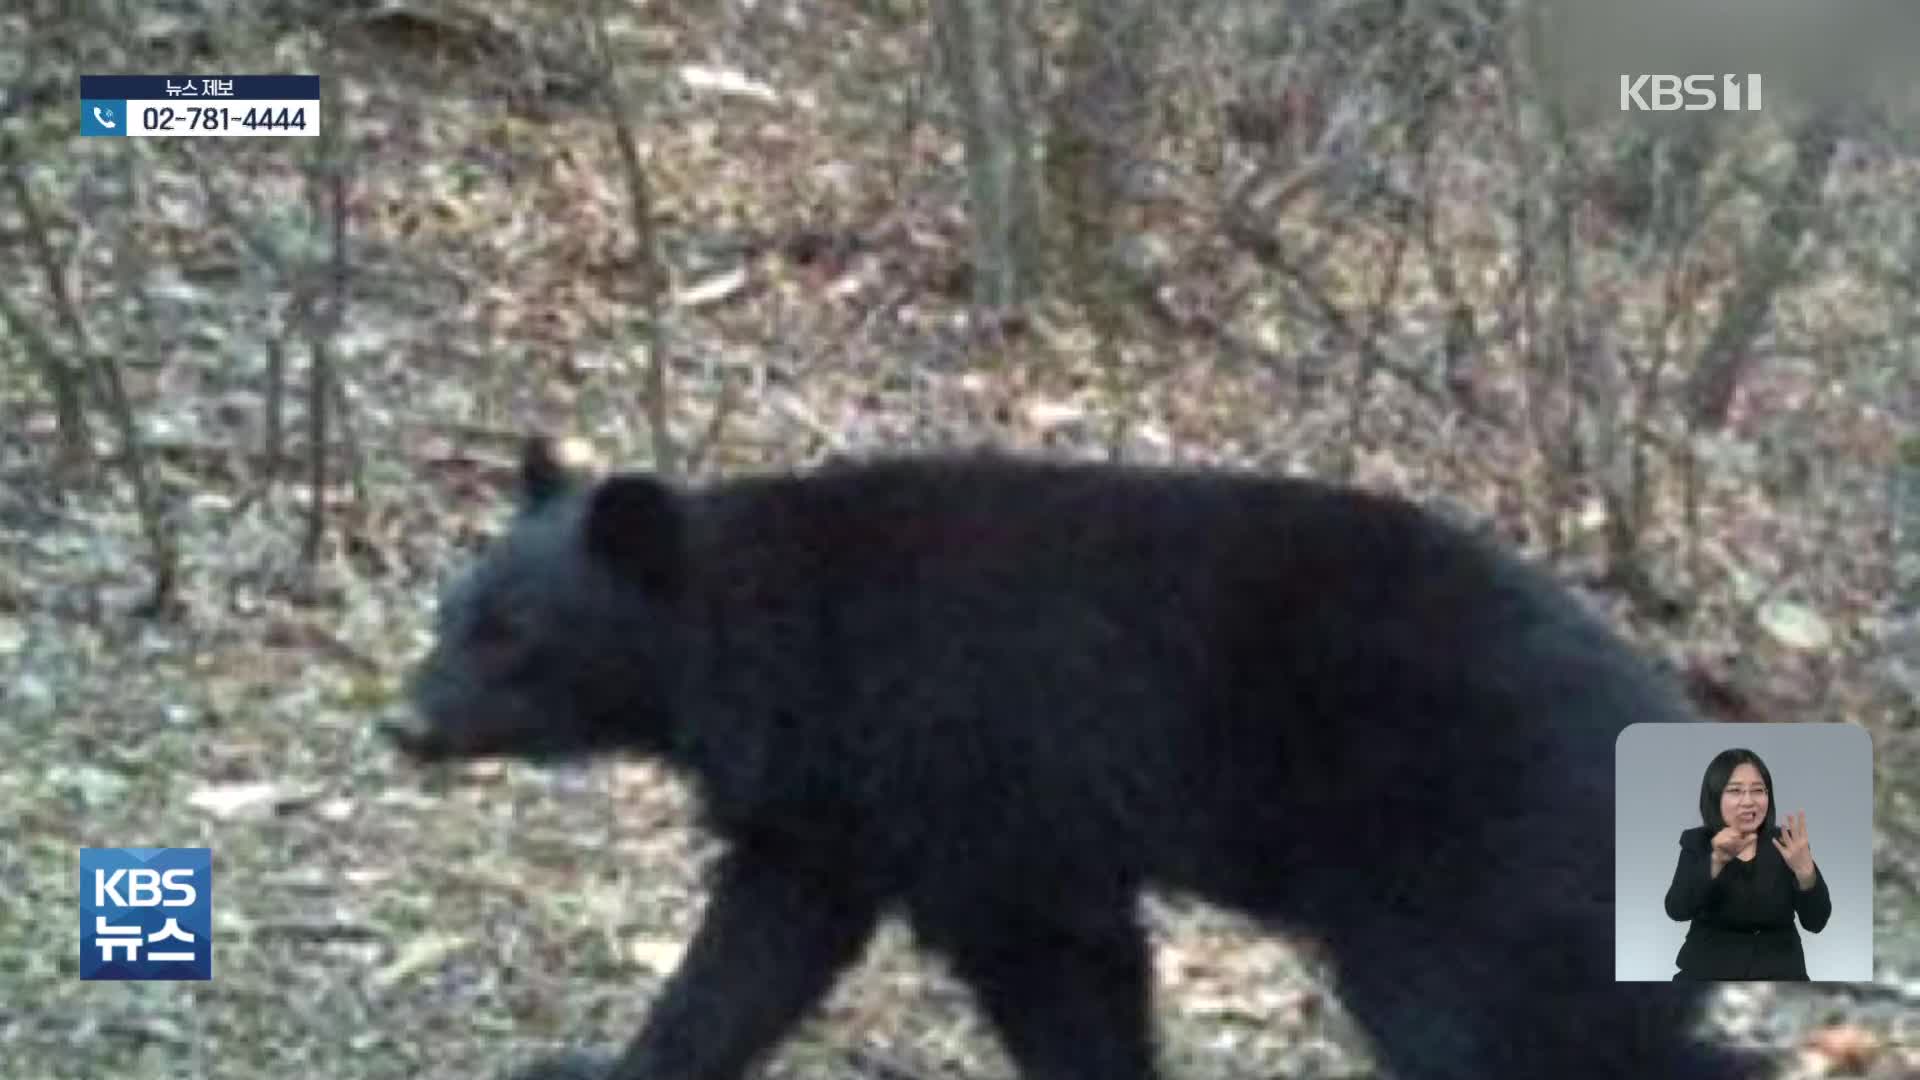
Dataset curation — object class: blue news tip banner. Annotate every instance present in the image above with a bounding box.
[79,847,213,981]
[80,75,319,138]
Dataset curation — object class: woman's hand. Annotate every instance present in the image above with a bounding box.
[1710,826,1749,861]
[1772,810,1817,886]
[1708,826,1749,877]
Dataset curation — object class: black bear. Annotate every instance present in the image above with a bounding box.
[386,438,1769,1080]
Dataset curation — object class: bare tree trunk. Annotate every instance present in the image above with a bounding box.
[989,0,1043,294]
[935,0,1044,315]
[0,134,94,469]
[301,64,350,566]
[1897,436,1920,608]
[1685,107,1840,429]
[1050,0,1157,451]
[108,144,180,614]
[583,0,684,478]
[1898,218,1920,616]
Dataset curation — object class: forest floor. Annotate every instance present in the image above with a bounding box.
[2,1,1916,1078]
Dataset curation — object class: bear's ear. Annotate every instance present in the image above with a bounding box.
[519,435,576,508]
[582,473,683,596]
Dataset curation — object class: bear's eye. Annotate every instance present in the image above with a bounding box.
[467,606,529,669]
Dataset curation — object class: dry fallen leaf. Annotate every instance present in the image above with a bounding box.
[1023,398,1086,435]
[186,780,312,820]
[1759,601,1834,652]
[676,268,750,309]
[677,65,779,104]
[1801,1022,1881,1073]
[0,616,25,655]
[625,936,687,975]
[369,932,470,991]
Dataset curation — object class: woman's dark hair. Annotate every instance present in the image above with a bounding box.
[1697,748,1778,836]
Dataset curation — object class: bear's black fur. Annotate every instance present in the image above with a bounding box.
[388,438,1768,1080]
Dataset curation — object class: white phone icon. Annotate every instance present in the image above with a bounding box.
[92,106,116,129]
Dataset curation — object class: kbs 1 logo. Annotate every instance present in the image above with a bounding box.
[79,848,212,981]
[1619,74,1763,112]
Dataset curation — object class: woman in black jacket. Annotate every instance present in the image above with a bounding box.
[1664,748,1832,980]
